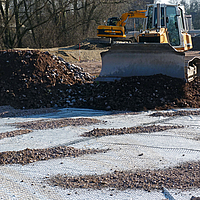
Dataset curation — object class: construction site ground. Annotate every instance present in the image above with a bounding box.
[1,43,200,199]
[0,107,200,199]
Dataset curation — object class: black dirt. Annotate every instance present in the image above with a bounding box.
[1,50,200,111]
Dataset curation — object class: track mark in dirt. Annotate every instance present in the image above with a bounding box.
[11,118,102,130]
[47,161,200,191]
[106,142,200,153]
[0,146,110,165]
[0,129,32,140]
[81,125,183,137]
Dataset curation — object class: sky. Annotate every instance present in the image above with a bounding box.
[154,0,190,3]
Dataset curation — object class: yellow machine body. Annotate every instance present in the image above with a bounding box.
[97,10,146,38]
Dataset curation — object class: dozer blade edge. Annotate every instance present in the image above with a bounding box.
[95,43,200,82]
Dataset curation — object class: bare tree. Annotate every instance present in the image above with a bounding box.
[0,0,144,49]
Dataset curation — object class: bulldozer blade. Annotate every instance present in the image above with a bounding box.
[96,43,186,82]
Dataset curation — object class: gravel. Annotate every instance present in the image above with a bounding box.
[47,160,200,192]
[0,129,32,140]
[81,125,183,137]
[0,146,110,165]
[0,107,200,199]
[149,110,200,117]
[12,118,102,130]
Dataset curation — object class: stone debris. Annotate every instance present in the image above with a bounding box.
[0,146,110,165]
[150,110,200,117]
[47,161,200,192]
[81,125,183,137]
[12,118,101,130]
[0,129,32,140]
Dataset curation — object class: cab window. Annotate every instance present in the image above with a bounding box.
[147,6,153,29]
[154,7,165,27]
[166,6,180,46]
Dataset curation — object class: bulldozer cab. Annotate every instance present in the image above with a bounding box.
[166,6,180,46]
[144,4,188,48]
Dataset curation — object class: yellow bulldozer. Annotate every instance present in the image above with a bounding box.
[96,3,200,82]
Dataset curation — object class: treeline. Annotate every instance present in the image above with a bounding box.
[1,0,198,49]
[0,0,147,49]
[181,0,200,29]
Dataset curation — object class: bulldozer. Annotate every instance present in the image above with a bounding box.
[96,3,200,82]
[97,10,146,40]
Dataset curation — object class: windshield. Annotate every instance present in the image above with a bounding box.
[166,6,180,46]
[147,6,165,29]
[107,18,119,26]
[147,6,153,29]
[154,7,165,27]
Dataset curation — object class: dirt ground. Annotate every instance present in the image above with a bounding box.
[50,48,103,76]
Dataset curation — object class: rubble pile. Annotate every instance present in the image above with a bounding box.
[0,50,93,109]
[75,74,200,111]
[1,50,200,111]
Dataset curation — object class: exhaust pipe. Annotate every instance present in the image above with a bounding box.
[157,3,161,29]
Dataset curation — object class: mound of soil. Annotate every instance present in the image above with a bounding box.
[0,50,93,109]
[0,49,200,111]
